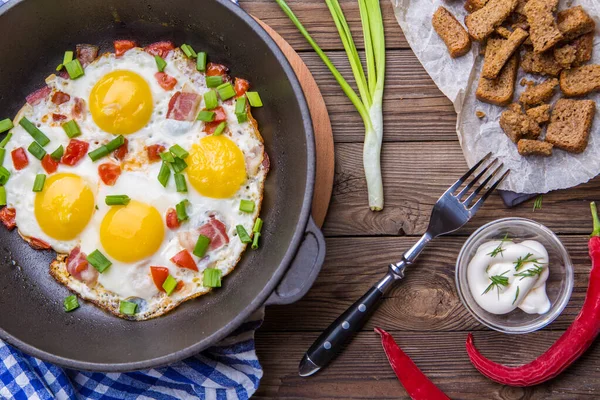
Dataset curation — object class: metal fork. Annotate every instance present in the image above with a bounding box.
[298,153,510,376]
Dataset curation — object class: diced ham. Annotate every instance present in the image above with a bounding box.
[114,40,136,57]
[166,91,200,121]
[0,207,16,230]
[28,237,51,250]
[66,246,98,285]
[51,91,70,105]
[155,72,177,91]
[145,41,175,58]
[72,98,86,120]
[76,44,99,67]
[26,86,51,106]
[52,113,67,122]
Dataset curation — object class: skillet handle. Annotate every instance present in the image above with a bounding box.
[265,216,325,306]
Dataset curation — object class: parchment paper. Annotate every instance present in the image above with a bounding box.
[391,0,600,194]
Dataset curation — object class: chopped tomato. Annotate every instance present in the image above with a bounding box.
[155,72,178,91]
[234,78,250,97]
[0,207,16,230]
[28,237,51,250]
[213,106,227,122]
[145,41,175,58]
[176,281,184,292]
[62,139,89,166]
[170,249,198,271]
[204,121,226,135]
[114,40,136,57]
[41,154,59,174]
[147,144,165,162]
[113,138,129,161]
[51,91,70,105]
[11,148,29,170]
[98,163,121,186]
[206,62,229,77]
[150,266,170,292]
[52,113,67,122]
[166,208,180,230]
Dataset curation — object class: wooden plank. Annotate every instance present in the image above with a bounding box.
[323,141,600,236]
[262,235,591,332]
[240,0,408,51]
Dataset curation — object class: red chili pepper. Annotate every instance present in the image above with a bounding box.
[375,328,450,400]
[466,201,600,387]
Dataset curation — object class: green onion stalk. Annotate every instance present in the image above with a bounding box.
[275,0,386,211]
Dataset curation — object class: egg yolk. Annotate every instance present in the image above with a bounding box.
[34,173,95,240]
[186,136,247,198]
[89,70,153,135]
[100,200,164,263]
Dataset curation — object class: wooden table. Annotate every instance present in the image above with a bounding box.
[241,1,600,398]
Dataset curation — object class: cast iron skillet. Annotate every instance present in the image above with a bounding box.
[0,0,325,371]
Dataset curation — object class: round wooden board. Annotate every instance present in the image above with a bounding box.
[254,17,335,228]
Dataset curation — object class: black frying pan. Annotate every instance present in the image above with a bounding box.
[0,0,325,371]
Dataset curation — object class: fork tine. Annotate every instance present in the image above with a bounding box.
[456,158,498,200]
[447,152,492,194]
[463,163,504,207]
[469,169,511,212]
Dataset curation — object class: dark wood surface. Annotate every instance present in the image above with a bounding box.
[241,1,600,398]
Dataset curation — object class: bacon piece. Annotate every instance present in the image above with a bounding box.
[170,249,198,271]
[166,91,201,121]
[202,106,228,135]
[76,44,99,67]
[155,72,178,91]
[166,208,180,230]
[72,98,86,120]
[28,237,51,250]
[150,266,170,291]
[146,144,165,162]
[98,163,121,186]
[41,154,59,174]
[245,144,266,177]
[234,78,250,97]
[51,91,70,105]
[206,63,229,77]
[26,86,51,106]
[262,151,270,172]
[66,246,98,285]
[114,40,136,57]
[11,148,29,170]
[62,139,89,166]
[52,113,67,122]
[198,218,229,251]
[113,138,128,161]
[58,70,69,80]
[0,207,16,230]
[145,41,175,58]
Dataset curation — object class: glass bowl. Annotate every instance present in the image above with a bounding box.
[456,218,573,334]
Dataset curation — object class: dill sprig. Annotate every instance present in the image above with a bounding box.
[533,195,543,211]
[513,253,539,271]
[512,286,520,305]
[482,270,510,298]
[487,234,511,258]
[514,265,544,280]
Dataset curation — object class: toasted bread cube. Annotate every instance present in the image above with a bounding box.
[560,65,600,97]
[521,48,563,76]
[465,0,518,41]
[476,39,519,106]
[519,78,558,106]
[554,33,594,68]
[526,104,551,124]
[557,6,595,41]
[500,107,542,142]
[432,7,472,58]
[465,0,490,13]
[482,28,529,78]
[524,0,563,53]
[518,139,553,156]
[546,99,596,153]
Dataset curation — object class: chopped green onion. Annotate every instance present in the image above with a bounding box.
[197,110,215,122]
[119,300,137,315]
[235,97,248,123]
[28,142,47,160]
[20,117,50,146]
[0,186,6,206]
[171,157,187,173]
[204,90,218,110]
[197,52,207,72]
[105,195,131,206]
[0,148,4,165]
[0,167,10,185]
[32,174,46,192]
[169,144,189,159]
[236,224,252,244]
[193,234,211,258]
[50,145,64,161]
[213,121,226,136]
[63,295,79,312]
[64,59,84,79]
[176,200,188,222]
[174,173,187,192]
[181,44,197,58]
[88,145,109,161]
[253,217,263,233]
[158,161,171,187]
[87,249,112,273]
[162,275,177,295]
[154,55,167,72]
[206,76,223,88]
[63,50,74,65]
[239,199,255,213]
[56,64,64,71]
[0,132,12,148]
[0,118,13,133]
[217,82,236,101]
[203,268,222,288]
[62,120,81,138]
[246,92,263,107]
[106,135,125,152]
[251,232,261,250]
[160,151,175,163]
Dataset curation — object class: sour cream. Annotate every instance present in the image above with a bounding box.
[467,239,551,315]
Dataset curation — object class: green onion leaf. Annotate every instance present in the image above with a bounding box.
[235,96,248,123]
[253,217,263,233]
[50,145,64,161]
[206,76,223,88]
[236,224,252,244]
[0,148,5,165]
[158,161,171,187]
[88,145,109,162]
[56,64,64,71]
[203,268,222,288]
[62,120,81,138]
[174,173,187,193]
[213,121,226,136]
[119,300,137,315]
[171,157,187,173]
[246,92,263,107]
[193,234,211,258]
[105,195,131,206]
[20,117,50,146]
[0,186,6,206]
[64,59,84,79]
[160,151,175,163]
[216,82,236,101]
[176,200,189,222]
[87,249,112,273]
[0,132,12,148]
[28,142,47,160]
[197,52,207,72]
[181,44,197,58]
[162,275,178,295]
[0,118,13,133]
[106,135,125,152]
[169,144,189,159]
[0,166,10,185]
[32,174,46,192]
[63,50,74,65]
[204,90,218,110]
[251,232,261,250]
[63,295,79,312]
[155,55,167,72]
[239,199,255,213]
[197,110,215,122]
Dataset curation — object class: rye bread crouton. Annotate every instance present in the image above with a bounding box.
[500,106,542,142]
[521,48,563,76]
[465,0,490,13]
[517,139,553,156]
[553,44,576,68]
[465,0,518,41]
[515,0,530,15]
[519,78,559,106]
[476,39,519,106]
[560,65,600,97]
[557,6,595,42]
[482,28,529,78]
[495,26,513,39]
[524,0,563,53]
[526,104,552,124]
[433,7,472,58]
[546,99,596,153]
[554,33,594,68]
